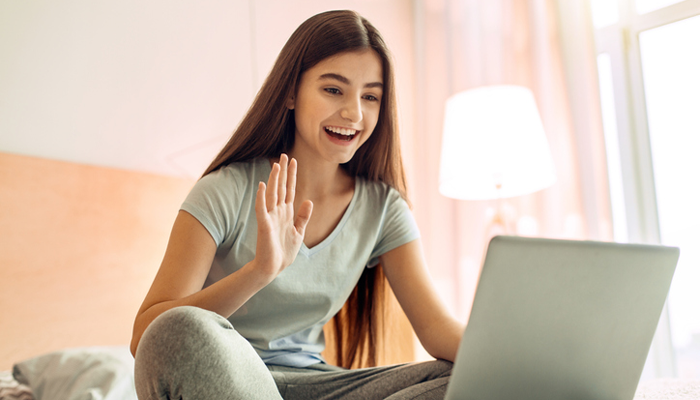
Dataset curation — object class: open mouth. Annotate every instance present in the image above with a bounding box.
[325,126,358,142]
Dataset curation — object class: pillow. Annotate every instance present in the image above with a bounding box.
[12,346,137,400]
[0,369,34,400]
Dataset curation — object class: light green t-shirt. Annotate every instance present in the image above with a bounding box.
[181,158,420,367]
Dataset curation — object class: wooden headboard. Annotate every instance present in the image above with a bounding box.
[0,152,194,370]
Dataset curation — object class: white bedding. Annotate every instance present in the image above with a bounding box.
[634,378,700,399]
[2,347,699,400]
[0,370,32,400]
[2,347,136,400]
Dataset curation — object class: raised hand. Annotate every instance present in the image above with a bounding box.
[253,154,313,280]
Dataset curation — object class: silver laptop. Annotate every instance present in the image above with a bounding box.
[445,236,679,400]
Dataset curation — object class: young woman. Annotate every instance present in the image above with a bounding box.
[131,10,464,400]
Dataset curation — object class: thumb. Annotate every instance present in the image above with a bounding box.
[294,200,313,235]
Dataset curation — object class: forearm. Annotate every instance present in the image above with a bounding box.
[415,316,465,362]
[130,260,273,355]
[379,240,466,362]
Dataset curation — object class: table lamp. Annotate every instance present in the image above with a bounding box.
[439,85,557,234]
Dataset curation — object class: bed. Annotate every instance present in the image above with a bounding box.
[1,346,699,400]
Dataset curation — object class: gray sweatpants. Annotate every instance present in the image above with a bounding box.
[134,306,452,400]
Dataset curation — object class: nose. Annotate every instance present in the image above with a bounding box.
[340,97,362,123]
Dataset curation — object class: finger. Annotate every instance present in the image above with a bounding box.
[255,182,267,220]
[295,200,314,235]
[266,163,279,211]
[286,157,297,205]
[278,154,288,205]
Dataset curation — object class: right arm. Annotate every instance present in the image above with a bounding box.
[129,210,272,356]
[130,155,312,356]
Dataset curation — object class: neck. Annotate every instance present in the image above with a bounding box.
[274,151,352,200]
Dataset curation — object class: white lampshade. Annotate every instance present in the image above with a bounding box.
[439,85,557,200]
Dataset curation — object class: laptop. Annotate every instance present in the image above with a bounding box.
[445,235,679,400]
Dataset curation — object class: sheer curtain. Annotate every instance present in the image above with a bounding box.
[409,0,613,325]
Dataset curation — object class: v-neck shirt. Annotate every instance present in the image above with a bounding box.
[180,158,420,367]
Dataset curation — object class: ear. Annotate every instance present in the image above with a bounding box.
[285,96,295,110]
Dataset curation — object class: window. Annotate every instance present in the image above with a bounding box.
[636,0,687,14]
[590,0,700,379]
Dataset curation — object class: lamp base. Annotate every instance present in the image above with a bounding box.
[484,199,517,238]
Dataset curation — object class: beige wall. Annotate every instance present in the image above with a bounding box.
[0,0,416,179]
[0,152,194,370]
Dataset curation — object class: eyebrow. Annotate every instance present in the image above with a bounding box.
[318,73,383,89]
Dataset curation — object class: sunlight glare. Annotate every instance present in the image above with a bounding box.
[640,14,700,378]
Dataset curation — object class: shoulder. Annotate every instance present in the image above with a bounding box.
[185,158,269,209]
[360,179,420,263]
[195,158,268,194]
[357,178,407,209]
[354,178,413,229]
[181,158,268,244]
[202,158,267,184]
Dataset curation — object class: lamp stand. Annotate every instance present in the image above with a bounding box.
[484,187,517,238]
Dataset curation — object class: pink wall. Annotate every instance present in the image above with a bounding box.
[0,152,194,370]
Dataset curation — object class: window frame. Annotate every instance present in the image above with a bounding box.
[590,0,700,378]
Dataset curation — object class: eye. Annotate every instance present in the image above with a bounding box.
[324,87,341,95]
[363,94,380,102]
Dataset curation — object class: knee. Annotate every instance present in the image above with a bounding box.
[430,359,453,378]
[134,307,278,400]
[151,306,232,335]
[136,306,232,365]
[134,307,236,395]
[156,305,233,330]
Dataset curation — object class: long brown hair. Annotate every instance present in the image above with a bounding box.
[203,10,408,369]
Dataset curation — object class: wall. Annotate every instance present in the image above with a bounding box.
[0,0,417,179]
[0,0,254,178]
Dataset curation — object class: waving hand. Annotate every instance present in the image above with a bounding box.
[254,154,313,280]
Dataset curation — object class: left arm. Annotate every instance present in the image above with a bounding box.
[379,239,465,362]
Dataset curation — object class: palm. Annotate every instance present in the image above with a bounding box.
[254,155,313,278]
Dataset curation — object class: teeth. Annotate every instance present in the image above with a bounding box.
[326,126,357,136]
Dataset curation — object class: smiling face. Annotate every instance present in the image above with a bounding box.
[287,49,384,166]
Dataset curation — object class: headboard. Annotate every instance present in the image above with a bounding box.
[0,152,194,370]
